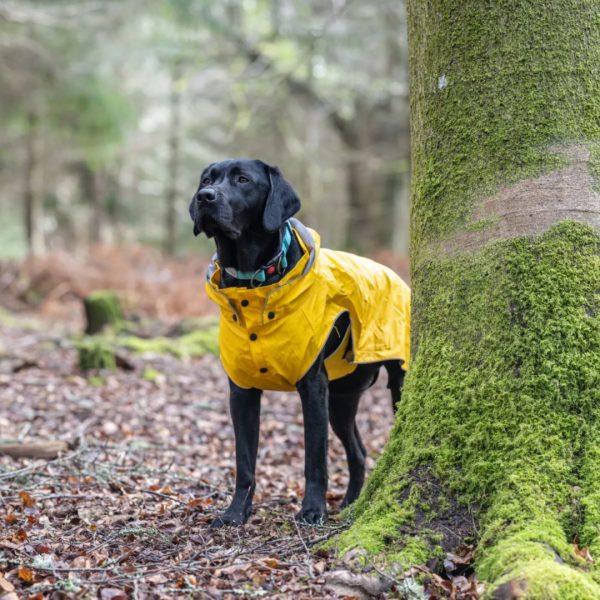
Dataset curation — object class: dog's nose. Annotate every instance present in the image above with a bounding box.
[197,188,216,204]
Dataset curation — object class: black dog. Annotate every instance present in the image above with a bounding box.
[189,159,410,526]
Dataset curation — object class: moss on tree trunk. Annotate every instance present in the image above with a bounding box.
[335,2,600,597]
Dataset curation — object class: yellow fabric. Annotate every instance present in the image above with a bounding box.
[205,223,411,391]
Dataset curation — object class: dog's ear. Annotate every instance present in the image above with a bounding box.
[189,199,202,236]
[190,163,216,237]
[262,165,301,232]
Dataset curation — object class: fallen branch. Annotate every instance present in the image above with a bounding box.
[0,440,69,459]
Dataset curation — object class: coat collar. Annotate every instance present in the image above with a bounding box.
[222,220,294,285]
[205,218,320,311]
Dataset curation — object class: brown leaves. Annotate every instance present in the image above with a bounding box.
[0,338,363,598]
[403,544,484,599]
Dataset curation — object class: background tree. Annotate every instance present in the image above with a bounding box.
[0,0,410,257]
[335,1,600,597]
[0,2,134,253]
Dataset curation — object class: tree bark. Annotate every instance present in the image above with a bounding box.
[335,2,600,597]
[90,168,107,244]
[23,109,43,255]
[164,60,183,256]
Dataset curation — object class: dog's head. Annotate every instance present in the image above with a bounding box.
[189,159,301,239]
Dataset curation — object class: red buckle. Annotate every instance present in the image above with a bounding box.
[266,265,277,276]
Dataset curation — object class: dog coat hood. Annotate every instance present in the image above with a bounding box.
[205,219,411,392]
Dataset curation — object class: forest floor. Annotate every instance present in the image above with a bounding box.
[0,313,401,599]
[0,248,479,599]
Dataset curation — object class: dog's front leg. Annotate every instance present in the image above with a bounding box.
[296,356,329,524]
[211,380,261,528]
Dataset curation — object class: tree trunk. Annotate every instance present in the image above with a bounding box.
[90,168,107,244]
[23,109,43,255]
[344,102,378,253]
[164,60,182,256]
[336,2,600,597]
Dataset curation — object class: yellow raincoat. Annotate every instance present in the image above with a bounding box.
[205,220,410,391]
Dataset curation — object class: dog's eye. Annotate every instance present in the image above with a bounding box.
[238,176,250,184]
[201,177,210,185]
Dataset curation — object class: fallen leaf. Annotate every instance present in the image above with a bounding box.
[17,566,34,583]
[14,530,27,543]
[324,570,392,600]
[0,574,15,592]
[261,557,279,569]
[18,491,35,508]
[99,588,127,600]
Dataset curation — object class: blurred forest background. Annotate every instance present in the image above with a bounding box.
[0,6,412,593]
[0,0,410,262]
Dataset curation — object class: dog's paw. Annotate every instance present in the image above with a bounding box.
[209,512,246,528]
[296,506,327,525]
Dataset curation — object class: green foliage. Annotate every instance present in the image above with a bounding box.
[47,74,134,167]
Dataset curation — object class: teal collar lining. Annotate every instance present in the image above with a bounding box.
[224,221,293,286]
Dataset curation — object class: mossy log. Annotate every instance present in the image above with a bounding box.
[335,2,600,598]
[83,290,123,335]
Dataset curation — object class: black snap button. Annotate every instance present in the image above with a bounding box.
[241,299,249,307]
[260,367,268,373]
[268,311,275,319]
[232,314,237,321]
[249,333,258,341]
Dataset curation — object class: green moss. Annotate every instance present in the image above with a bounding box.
[83,290,124,335]
[0,307,42,330]
[77,338,116,371]
[407,0,600,260]
[122,326,219,358]
[142,366,163,382]
[335,222,600,593]
[88,375,105,386]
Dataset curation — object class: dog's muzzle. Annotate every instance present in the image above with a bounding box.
[191,191,240,239]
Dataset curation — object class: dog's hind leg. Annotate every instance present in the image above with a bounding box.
[329,391,366,508]
[211,381,262,528]
[384,360,406,413]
